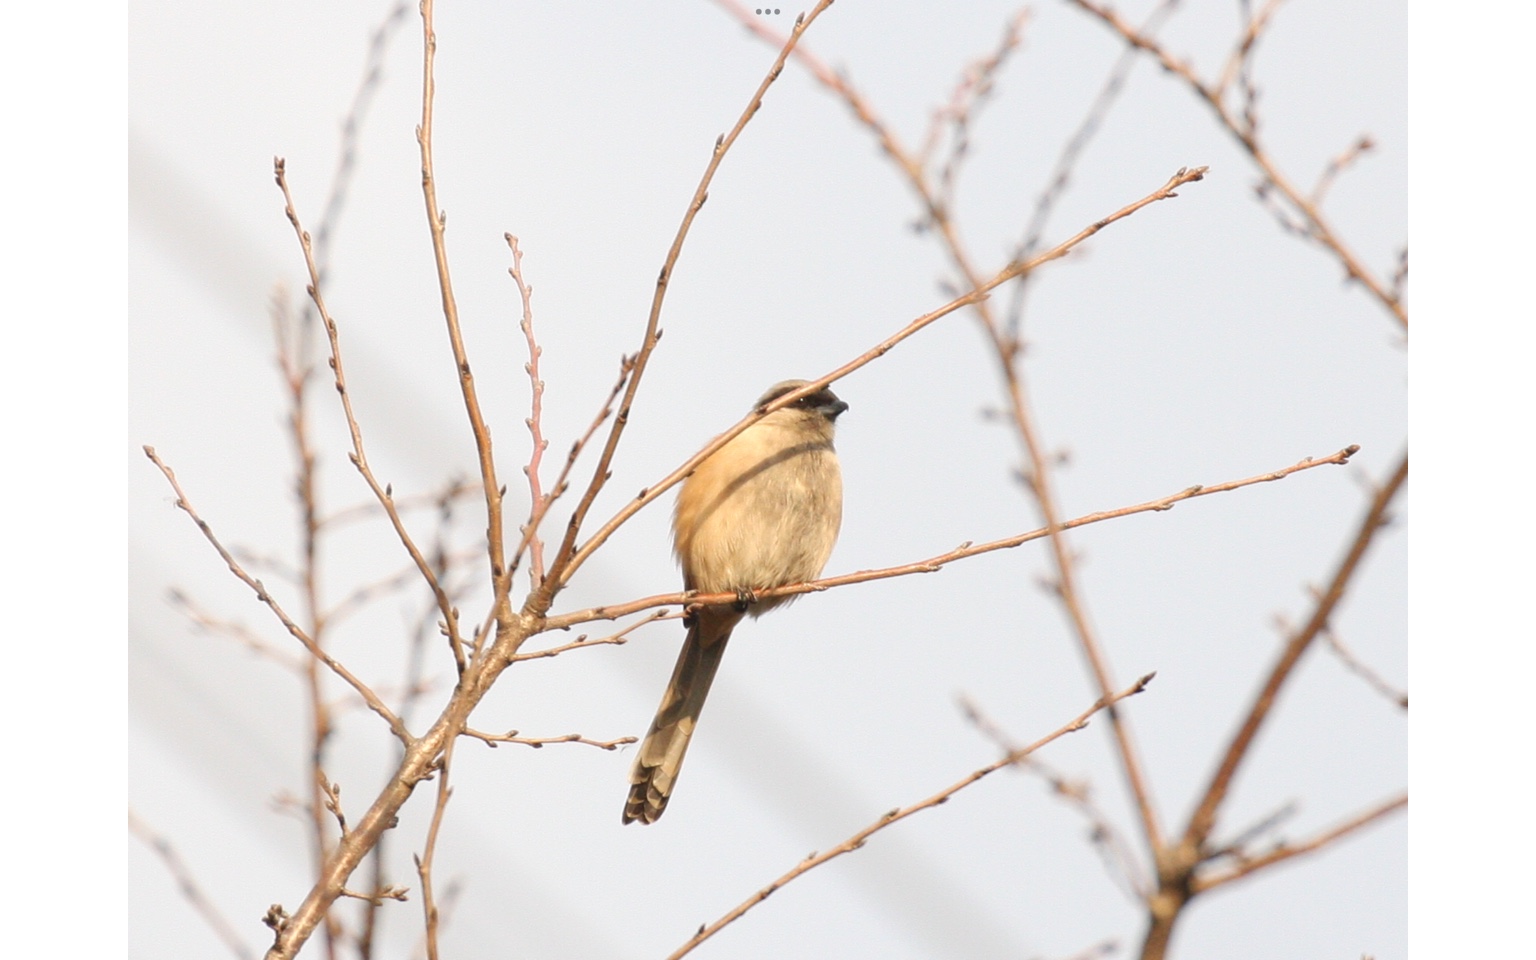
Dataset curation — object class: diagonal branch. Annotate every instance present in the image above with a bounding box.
[1191,792,1406,893]
[144,446,410,744]
[131,810,256,960]
[416,0,511,644]
[536,1,838,609]
[546,444,1358,630]
[667,675,1156,959]
[1183,450,1407,848]
[273,159,468,675]
[1067,0,1406,330]
[555,165,1209,592]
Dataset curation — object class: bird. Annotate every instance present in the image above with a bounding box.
[623,379,848,824]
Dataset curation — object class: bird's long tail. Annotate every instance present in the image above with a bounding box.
[623,611,735,824]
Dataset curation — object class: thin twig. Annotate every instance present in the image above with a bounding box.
[144,447,410,744]
[323,547,482,629]
[1322,625,1407,710]
[319,479,478,531]
[556,165,1210,592]
[536,1,838,610]
[507,233,550,588]
[667,675,1156,959]
[1067,0,1406,330]
[273,287,342,960]
[1213,0,1287,101]
[1004,0,1182,339]
[959,695,1149,901]
[548,443,1356,631]
[1184,451,1407,847]
[130,811,257,960]
[272,159,467,675]
[1310,135,1376,208]
[1191,793,1406,892]
[415,742,454,960]
[461,729,638,751]
[167,588,305,672]
[338,885,410,904]
[415,0,510,667]
[925,10,1030,215]
[510,608,679,662]
[510,353,632,581]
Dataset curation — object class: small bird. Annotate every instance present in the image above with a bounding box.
[623,379,848,824]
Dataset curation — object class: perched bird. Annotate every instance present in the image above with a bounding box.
[623,379,848,824]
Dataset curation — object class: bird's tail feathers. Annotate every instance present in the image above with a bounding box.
[623,613,734,824]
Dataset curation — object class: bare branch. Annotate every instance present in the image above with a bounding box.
[548,445,1356,631]
[416,742,454,960]
[130,811,257,960]
[144,447,410,744]
[415,0,511,637]
[1183,450,1407,847]
[1193,794,1406,892]
[537,0,838,605]
[167,588,305,672]
[461,729,638,751]
[511,608,680,662]
[960,695,1149,901]
[272,159,468,673]
[1311,135,1376,208]
[1322,625,1408,710]
[1067,0,1406,330]
[556,165,1210,591]
[507,233,550,588]
[667,675,1155,959]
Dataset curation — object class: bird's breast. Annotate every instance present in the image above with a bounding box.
[673,423,842,606]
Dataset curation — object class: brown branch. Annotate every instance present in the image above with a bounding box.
[548,442,1356,630]
[316,772,349,838]
[167,588,305,672]
[338,885,409,904]
[1321,625,1407,711]
[415,741,454,960]
[273,288,342,960]
[1213,0,1287,101]
[924,9,1030,214]
[272,159,467,675]
[536,0,837,608]
[1310,135,1375,208]
[555,165,1209,593]
[510,608,680,662]
[323,547,482,629]
[506,233,550,588]
[1067,0,1406,330]
[960,695,1149,901]
[461,729,638,751]
[416,0,511,637]
[318,479,478,531]
[144,447,410,744]
[510,353,632,583]
[1133,451,1407,958]
[1004,0,1181,338]
[1184,450,1406,847]
[130,810,257,960]
[408,879,463,960]
[1192,793,1406,892]
[667,675,1156,959]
